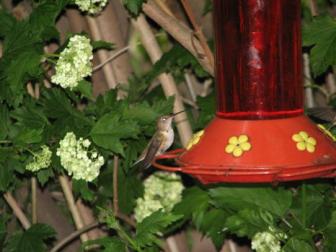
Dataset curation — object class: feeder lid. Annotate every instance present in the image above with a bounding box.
[153,115,336,184]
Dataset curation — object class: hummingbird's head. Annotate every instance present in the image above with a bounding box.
[157,115,173,131]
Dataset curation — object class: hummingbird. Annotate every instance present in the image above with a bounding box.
[306,107,336,129]
[133,111,185,170]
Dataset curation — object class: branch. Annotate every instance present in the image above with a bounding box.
[143,0,214,76]
[3,192,31,230]
[58,176,89,242]
[93,46,130,72]
[50,222,100,252]
[180,0,214,69]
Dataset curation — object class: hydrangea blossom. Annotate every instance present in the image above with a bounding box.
[74,0,108,14]
[26,145,52,172]
[135,172,184,222]
[251,227,287,252]
[51,35,93,89]
[56,132,104,182]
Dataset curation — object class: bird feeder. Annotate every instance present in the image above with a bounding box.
[153,0,336,183]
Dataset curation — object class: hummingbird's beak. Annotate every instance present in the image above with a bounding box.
[169,110,185,117]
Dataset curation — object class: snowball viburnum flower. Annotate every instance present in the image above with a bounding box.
[25,145,52,172]
[225,134,252,157]
[292,131,317,153]
[74,0,108,14]
[51,35,93,89]
[251,227,287,252]
[134,172,184,222]
[56,132,104,182]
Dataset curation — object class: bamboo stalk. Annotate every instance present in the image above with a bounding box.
[132,15,193,147]
[3,192,31,230]
[143,0,214,76]
[58,176,89,242]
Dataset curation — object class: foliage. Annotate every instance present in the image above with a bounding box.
[0,0,336,251]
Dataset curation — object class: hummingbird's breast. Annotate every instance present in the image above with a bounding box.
[161,128,174,153]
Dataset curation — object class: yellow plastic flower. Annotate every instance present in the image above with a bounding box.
[292,131,317,153]
[225,135,251,157]
[186,130,204,150]
[317,124,336,141]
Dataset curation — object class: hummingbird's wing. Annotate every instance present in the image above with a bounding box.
[133,132,164,169]
[306,107,336,122]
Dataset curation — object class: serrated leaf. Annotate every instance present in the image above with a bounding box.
[209,186,292,217]
[135,211,182,248]
[4,224,55,252]
[90,112,140,156]
[225,209,274,238]
[283,238,315,252]
[290,185,332,229]
[36,168,54,186]
[74,80,93,100]
[91,40,114,51]
[82,237,127,252]
[0,162,13,192]
[198,209,227,249]
[123,0,146,15]
[0,10,16,37]
[173,187,209,220]
[0,105,10,140]
[73,179,95,202]
[14,128,43,144]
[303,16,336,76]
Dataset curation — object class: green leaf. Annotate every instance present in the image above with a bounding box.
[73,179,95,202]
[123,0,146,15]
[36,168,54,186]
[225,209,274,238]
[14,128,43,144]
[90,112,140,156]
[0,10,16,38]
[74,80,93,100]
[303,16,336,76]
[290,184,332,229]
[322,211,336,251]
[173,187,209,220]
[209,186,292,217]
[0,0,69,106]
[0,162,13,192]
[0,105,10,140]
[82,237,127,252]
[91,40,114,51]
[4,224,55,252]
[283,238,315,252]
[135,211,182,248]
[198,209,227,249]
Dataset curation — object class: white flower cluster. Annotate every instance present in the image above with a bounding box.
[26,145,52,172]
[134,172,184,222]
[74,0,108,14]
[51,35,93,89]
[251,227,287,252]
[56,132,104,182]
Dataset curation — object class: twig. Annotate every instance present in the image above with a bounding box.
[132,14,193,147]
[93,46,130,72]
[112,156,136,227]
[31,177,37,224]
[3,192,31,230]
[179,0,214,69]
[58,175,89,242]
[143,0,214,76]
[50,222,100,252]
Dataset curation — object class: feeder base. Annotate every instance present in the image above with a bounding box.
[153,115,336,184]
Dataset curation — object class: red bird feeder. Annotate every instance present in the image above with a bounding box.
[153,0,336,183]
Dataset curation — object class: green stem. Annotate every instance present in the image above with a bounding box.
[44,53,60,58]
